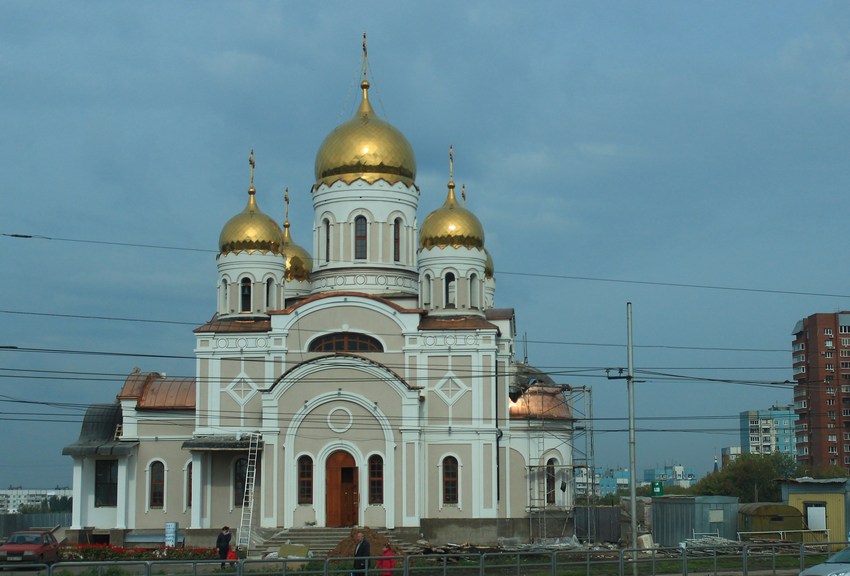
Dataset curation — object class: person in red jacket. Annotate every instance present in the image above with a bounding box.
[374,542,395,576]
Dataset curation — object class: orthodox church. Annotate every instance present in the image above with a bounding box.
[63,50,574,545]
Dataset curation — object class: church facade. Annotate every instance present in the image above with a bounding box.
[64,58,574,544]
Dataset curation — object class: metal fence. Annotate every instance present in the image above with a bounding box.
[8,541,845,576]
[0,513,71,538]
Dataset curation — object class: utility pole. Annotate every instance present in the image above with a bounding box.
[607,302,639,576]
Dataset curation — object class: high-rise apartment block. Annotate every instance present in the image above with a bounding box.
[792,312,850,470]
[739,405,797,457]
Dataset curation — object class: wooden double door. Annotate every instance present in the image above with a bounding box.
[325,450,359,527]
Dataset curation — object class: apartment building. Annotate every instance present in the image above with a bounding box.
[792,312,850,470]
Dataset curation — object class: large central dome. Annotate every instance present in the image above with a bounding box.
[314,80,416,188]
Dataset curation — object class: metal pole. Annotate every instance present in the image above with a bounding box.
[627,302,638,576]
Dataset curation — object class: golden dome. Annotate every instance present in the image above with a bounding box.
[314,80,416,188]
[219,188,284,255]
[282,221,312,281]
[419,181,485,250]
[484,247,494,278]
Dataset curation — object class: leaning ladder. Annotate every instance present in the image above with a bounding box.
[237,432,261,552]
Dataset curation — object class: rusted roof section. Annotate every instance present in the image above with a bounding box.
[418,315,500,333]
[485,308,515,321]
[118,370,153,399]
[117,370,195,410]
[194,316,271,333]
[509,384,572,421]
[137,377,195,410]
[274,291,418,315]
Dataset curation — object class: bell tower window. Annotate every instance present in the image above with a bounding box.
[265,278,274,310]
[470,273,480,309]
[355,216,367,260]
[240,278,251,313]
[445,273,456,308]
[393,218,401,262]
[323,218,331,264]
[423,274,432,307]
[221,279,229,313]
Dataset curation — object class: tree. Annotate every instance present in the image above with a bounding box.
[692,452,799,502]
[17,496,72,514]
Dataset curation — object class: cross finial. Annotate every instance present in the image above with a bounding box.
[461,184,466,205]
[249,149,256,191]
[284,187,290,223]
[362,32,368,80]
[449,145,454,182]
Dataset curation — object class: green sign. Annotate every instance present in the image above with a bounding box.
[652,481,664,496]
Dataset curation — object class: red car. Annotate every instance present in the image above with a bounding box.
[0,531,62,565]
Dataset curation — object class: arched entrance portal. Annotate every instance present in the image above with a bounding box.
[326,450,358,527]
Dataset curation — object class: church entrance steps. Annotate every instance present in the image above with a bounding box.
[258,527,419,558]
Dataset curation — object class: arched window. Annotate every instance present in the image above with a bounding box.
[221,279,229,313]
[266,278,274,309]
[445,273,456,308]
[240,278,252,313]
[323,218,331,264]
[442,456,458,505]
[546,458,557,504]
[469,273,480,309]
[354,216,368,260]
[234,458,248,507]
[309,333,383,353]
[297,456,313,505]
[423,274,432,307]
[368,455,384,504]
[393,218,401,262]
[150,461,165,509]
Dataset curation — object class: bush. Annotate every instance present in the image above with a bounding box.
[59,544,218,562]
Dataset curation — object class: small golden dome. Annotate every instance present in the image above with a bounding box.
[419,181,485,250]
[484,247,494,278]
[282,221,312,281]
[219,188,284,255]
[314,80,416,188]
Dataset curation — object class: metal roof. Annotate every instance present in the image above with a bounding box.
[62,404,138,456]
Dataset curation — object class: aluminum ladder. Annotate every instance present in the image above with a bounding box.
[237,432,261,552]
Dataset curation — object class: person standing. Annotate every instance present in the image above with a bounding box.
[216,526,232,569]
[375,542,395,576]
[352,530,370,576]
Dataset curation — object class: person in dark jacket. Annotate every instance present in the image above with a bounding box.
[352,530,370,575]
[216,526,232,568]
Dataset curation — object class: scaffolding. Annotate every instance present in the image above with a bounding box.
[521,383,595,542]
[570,386,596,543]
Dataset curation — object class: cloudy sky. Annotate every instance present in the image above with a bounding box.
[2,1,850,489]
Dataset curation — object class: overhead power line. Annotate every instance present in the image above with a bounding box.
[0,309,792,355]
[5,231,849,299]
[0,346,796,387]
